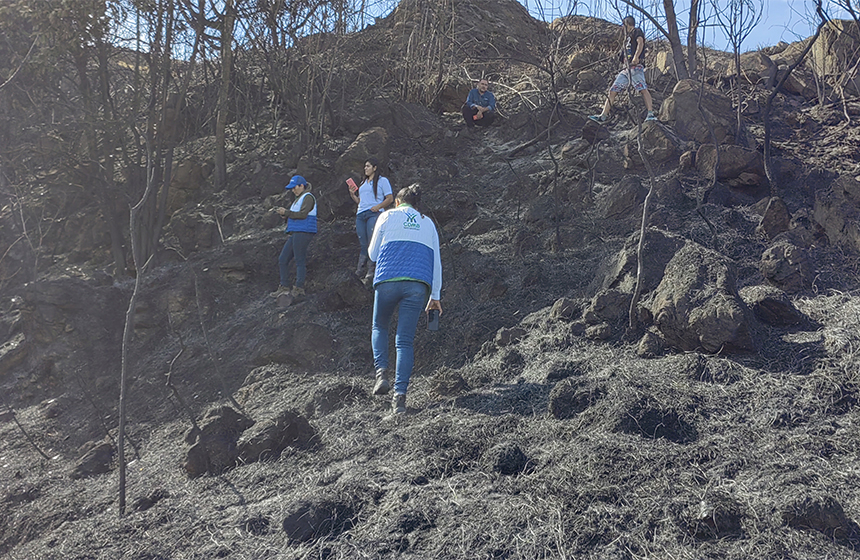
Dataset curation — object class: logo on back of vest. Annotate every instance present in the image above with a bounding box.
[403,213,420,230]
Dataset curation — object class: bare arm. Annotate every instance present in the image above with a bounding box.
[371,194,394,212]
[632,36,645,66]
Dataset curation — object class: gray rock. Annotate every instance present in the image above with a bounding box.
[184,406,254,478]
[495,327,527,347]
[583,289,629,325]
[598,176,647,219]
[602,228,687,294]
[637,330,665,358]
[760,241,812,294]
[739,285,804,326]
[650,242,756,353]
[69,441,114,480]
[238,409,316,463]
[756,197,791,239]
[814,177,860,252]
[695,144,765,187]
[659,80,737,145]
[549,297,580,321]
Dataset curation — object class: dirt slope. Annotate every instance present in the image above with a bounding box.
[2,3,860,560]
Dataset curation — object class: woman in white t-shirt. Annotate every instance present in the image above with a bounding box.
[348,157,394,281]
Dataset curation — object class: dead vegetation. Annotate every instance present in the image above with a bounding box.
[2,0,860,559]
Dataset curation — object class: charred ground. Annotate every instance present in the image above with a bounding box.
[2,2,860,559]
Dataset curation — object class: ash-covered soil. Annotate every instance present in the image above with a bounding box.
[2,3,860,560]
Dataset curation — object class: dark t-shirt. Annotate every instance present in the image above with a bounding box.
[622,27,647,65]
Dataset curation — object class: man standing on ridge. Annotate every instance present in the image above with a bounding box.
[589,16,657,123]
[462,78,496,127]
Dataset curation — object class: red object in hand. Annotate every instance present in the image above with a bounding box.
[473,114,479,120]
[346,178,358,192]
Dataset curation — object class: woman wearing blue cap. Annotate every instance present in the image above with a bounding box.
[273,175,316,297]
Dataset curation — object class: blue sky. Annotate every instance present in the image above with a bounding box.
[515,0,853,53]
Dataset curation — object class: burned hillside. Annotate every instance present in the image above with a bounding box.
[2,0,860,558]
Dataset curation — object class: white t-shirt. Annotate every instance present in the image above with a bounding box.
[356,176,393,214]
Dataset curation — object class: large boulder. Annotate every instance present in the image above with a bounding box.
[658,80,737,145]
[695,144,766,188]
[597,176,648,219]
[727,51,777,86]
[807,19,860,94]
[238,409,316,463]
[184,406,254,478]
[739,285,804,326]
[755,197,791,239]
[167,156,212,215]
[601,228,687,294]
[69,440,115,480]
[760,240,813,294]
[649,242,757,353]
[163,210,223,255]
[813,176,860,252]
[622,122,684,169]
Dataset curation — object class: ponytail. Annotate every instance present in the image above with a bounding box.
[396,184,424,217]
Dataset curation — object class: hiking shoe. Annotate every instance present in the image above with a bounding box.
[355,255,368,277]
[392,393,406,415]
[270,285,290,297]
[291,286,305,297]
[645,111,657,122]
[588,114,608,123]
[373,369,390,395]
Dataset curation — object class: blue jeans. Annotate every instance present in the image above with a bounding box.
[355,210,381,261]
[372,281,428,395]
[278,232,313,288]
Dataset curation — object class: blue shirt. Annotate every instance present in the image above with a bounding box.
[465,88,496,112]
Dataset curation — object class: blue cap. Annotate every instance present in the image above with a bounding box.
[285,175,308,190]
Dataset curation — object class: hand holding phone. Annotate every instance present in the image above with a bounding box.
[427,309,439,331]
[346,178,358,192]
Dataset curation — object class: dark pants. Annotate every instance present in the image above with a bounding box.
[278,232,313,288]
[462,104,495,127]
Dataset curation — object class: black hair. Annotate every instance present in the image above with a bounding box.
[366,157,381,199]
[396,184,424,217]
[623,15,635,27]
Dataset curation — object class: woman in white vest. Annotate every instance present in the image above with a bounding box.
[273,175,317,297]
[367,184,443,415]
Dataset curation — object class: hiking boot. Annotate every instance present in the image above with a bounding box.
[645,111,657,121]
[355,254,368,277]
[270,285,291,297]
[291,286,305,297]
[588,114,608,123]
[373,368,390,395]
[363,262,376,287]
[392,393,406,415]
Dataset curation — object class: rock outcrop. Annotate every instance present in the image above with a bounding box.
[648,242,757,353]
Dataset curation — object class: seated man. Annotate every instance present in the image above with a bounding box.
[462,78,496,127]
